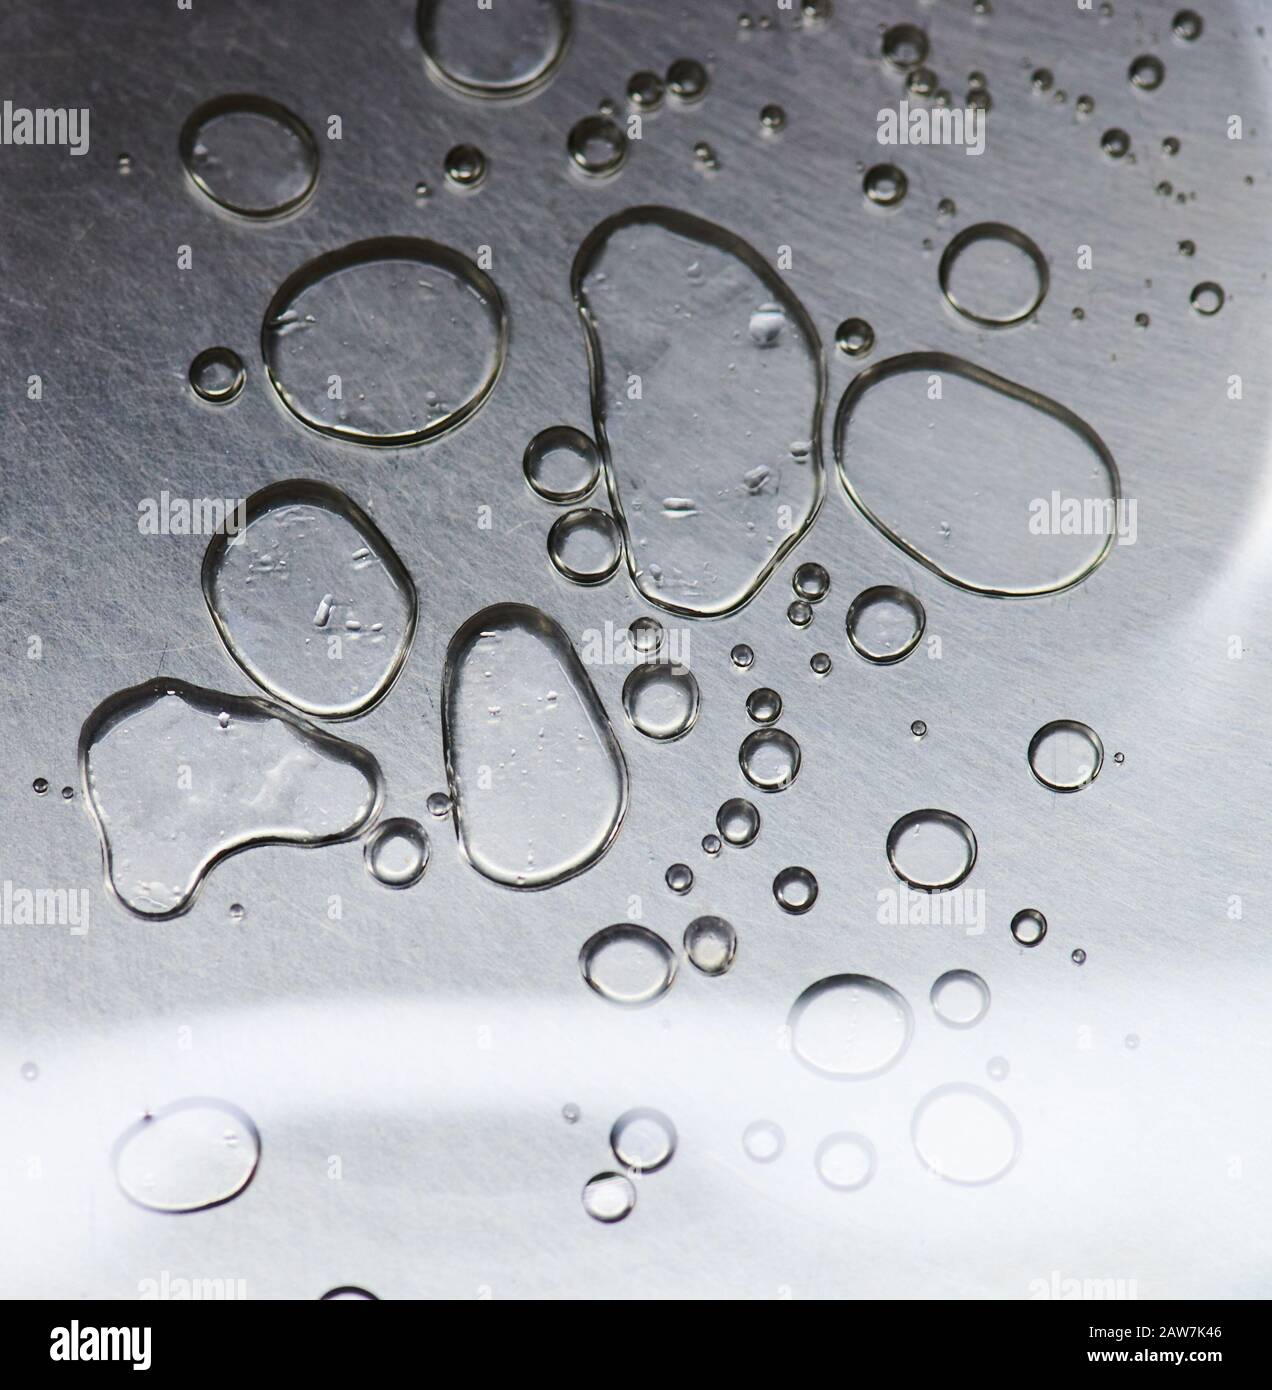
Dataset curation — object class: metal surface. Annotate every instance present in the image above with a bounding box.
[1,0,1269,1298]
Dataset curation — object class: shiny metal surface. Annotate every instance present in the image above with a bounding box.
[1,0,1269,1298]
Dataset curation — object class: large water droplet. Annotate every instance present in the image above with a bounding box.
[179,95,318,220]
[739,727,801,791]
[262,237,506,446]
[622,662,700,740]
[80,679,382,918]
[845,586,925,664]
[716,797,760,847]
[417,0,572,100]
[788,975,913,1079]
[937,222,1049,328]
[1028,719,1104,791]
[572,207,825,616]
[202,480,417,720]
[547,508,622,584]
[580,924,676,1005]
[113,1100,260,1212]
[684,915,737,975]
[582,1171,636,1222]
[911,1084,1021,1185]
[886,809,977,891]
[835,353,1121,597]
[442,604,627,888]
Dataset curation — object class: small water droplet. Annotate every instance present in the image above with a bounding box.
[789,975,912,1075]
[912,1084,1020,1184]
[1190,281,1225,316]
[863,163,907,207]
[730,644,755,670]
[32,777,49,795]
[444,143,488,189]
[627,70,664,110]
[1101,128,1131,158]
[787,599,813,628]
[665,862,694,894]
[1128,54,1165,91]
[547,509,622,584]
[987,1056,1009,1081]
[1072,948,1087,965]
[363,816,430,888]
[930,969,991,1027]
[815,1132,877,1191]
[426,790,452,818]
[562,1102,581,1123]
[113,1099,261,1212]
[881,23,928,70]
[1028,719,1104,791]
[760,103,786,131]
[583,1171,636,1222]
[611,1108,677,1172]
[666,57,709,103]
[1011,908,1047,947]
[701,833,722,856]
[684,916,737,975]
[745,687,782,724]
[180,95,318,220]
[742,1120,785,1163]
[810,652,832,676]
[524,426,601,503]
[773,865,818,913]
[716,797,760,847]
[189,346,245,404]
[740,727,801,791]
[568,115,628,178]
[1172,9,1203,41]
[910,719,927,738]
[834,317,875,357]
[20,1062,38,1081]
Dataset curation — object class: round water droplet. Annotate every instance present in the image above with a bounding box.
[1028,719,1104,791]
[548,508,622,584]
[760,103,786,131]
[228,902,245,922]
[444,142,488,188]
[788,975,912,1077]
[787,599,813,628]
[1128,53,1165,90]
[665,862,694,894]
[1190,281,1225,316]
[881,23,928,70]
[1113,751,1125,765]
[701,833,722,856]
[666,57,708,102]
[61,786,74,800]
[1010,908,1047,947]
[745,687,782,724]
[863,163,907,207]
[716,797,760,847]
[815,1133,877,1191]
[113,1100,260,1212]
[1031,67,1054,93]
[773,865,818,914]
[684,915,737,975]
[1172,9,1203,41]
[179,94,318,220]
[907,67,938,98]
[740,727,801,791]
[20,1061,38,1081]
[622,662,700,740]
[1076,93,1094,115]
[426,790,452,817]
[628,616,664,657]
[792,562,829,602]
[887,809,977,891]
[835,317,875,357]
[1125,1033,1140,1050]
[363,816,430,888]
[562,1102,581,1123]
[627,70,664,109]
[579,924,676,1005]
[910,719,927,738]
[987,1056,1009,1081]
[1071,947,1087,965]
[523,425,601,503]
[931,969,991,1027]
[912,1084,1021,1185]
[846,586,925,664]
[568,115,628,177]
[189,346,246,404]
[938,222,1049,329]
[417,0,572,100]
[1100,127,1130,158]
[742,1120,785,1163]
[730,644,755,670]
[610,1108,677,1172]
[582,1171,636,1222]
[810,652,832,676]
[32,777,49,795]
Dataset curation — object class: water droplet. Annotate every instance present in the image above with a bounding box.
[426,790,452,818]
[1172,9,1203,41]
[1028,719,1104,792]
[116,152,132,173]
[665,862,694,894]
[906,67,938,98]
[20,1061,38,1081]
[1190,281,1225,316]
[1128,54,1165,91]
[32,777,49,795]
[364,817,430,888]
[610,1108,677,1172]
[863,163,907,207]
[987,1056,1009,1081]
[787,599,813,628]
[760,103,786,131]
[730,644,755,670]
[938,222,1049,328]
[886,809,977,891]
[881,23,928,69]
[1178,238,1196,257]
[845,585,925,664]
[1076,93,1094,115]
[1125,1033,1140,1050]
[321,1286,378,1300]
[523,425,601,503]
[716,797,760,848]
[417,0,572,99]
[113,1099,261,1212]
[203,481,417,719]
[622,662,700,740]
[742,1120,785,1163]
[930,969,991,1027]
[745,687,782,723]
[579,924,676,1005]
[568,115,628,177]
[666,57,709,103]
[1010,908,1047,946]
[834,317,874,357]
[912,1084,1020,1184]
[1101,127,1130,158]
[1113,750,1125,765]
[228,902,245,922]
[443,605,627,888]
[773,865,819,914]
[444,142,488,188]
[740,727,801,791]
[627,70,664,109]
[572,207,824,615]
[792,562,829,602]
[547,508,622,584]
[809,651,832,676]
[562,1102,581,1123]
[1135,311,1151,329]
[1071,948,1087,966]
[788,975,912,1077]
[582,1171,636,1222]
[836,353,1121,597]
[684,915,737,975]
[179,95,318,220]
[414,179,431,199]
[910,719,927,738]
[628,616,664,657]
[815,1133,877,1191]
[262,237,506,446]
[80,680,382,917]
[1031,68,1053,93]
[60,786,74,800]
[189,346,246,404]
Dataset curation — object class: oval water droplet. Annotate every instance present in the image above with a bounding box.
[582,1171,636,1222]
[523,425,601,503]
[666,57,708,102]
[262,237,506,446]
[203,480,417,720]
[363,817,430,888]
[740,727,801,791]
[610,1108,677,1171]
[628,616,664,657]
[442,604,628,887]
[622,662,700,740]
[912,1084,1021,1185]
[938,223,1049,328]
[567,115,628,177]
[845,585,925,663]
[788,975,913,1078]
[684,915,737,975]
[743,1120,785,1163]
[886,809,977,891]
[930,969,990,1027]
[179,94,318,220]
[815,1133,877,1191]
[547,508,622,584]
[716,797,760,847]
[113,1099,260,1212]
[745,687,782,724]
[417,0,572,100]
[1028,719,1103,792]
[580,923,676,1005]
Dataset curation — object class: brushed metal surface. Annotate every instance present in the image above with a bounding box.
[0,0,1269,1298]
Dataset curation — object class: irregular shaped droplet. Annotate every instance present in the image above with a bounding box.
[203,480,417,720]
[684,915,737,975]
[886,809,977,891]
[443,604,627,887]
[788,975,913,1079]
[572,206,825,616]
[580,924,676,1005]
[835,353,1121,597]
[622,662,700,740]
[610,1108,677,1172]
[113,1099,260,1212]
[262,237,506,446]
[80,680,383,918]
[417,0,572,100]
[179,95,318,220]
[930,969,990,1027]
[912,1084,1022,1185]
[1028,719,1104,791]
[363,817,430,888]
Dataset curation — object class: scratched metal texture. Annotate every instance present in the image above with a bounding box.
[0,0,1269,1299]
